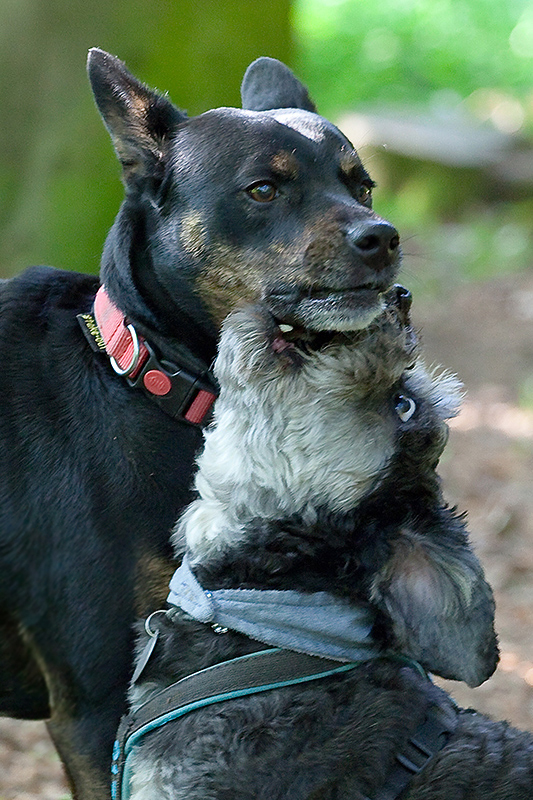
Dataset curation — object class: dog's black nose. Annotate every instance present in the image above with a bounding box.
[349,222,400,270]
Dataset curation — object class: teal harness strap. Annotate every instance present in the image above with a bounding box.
[112,648,360,800]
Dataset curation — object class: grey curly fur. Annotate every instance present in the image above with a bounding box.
[125,293,530,799]
[128,647,533,799]
[171,294,497,688]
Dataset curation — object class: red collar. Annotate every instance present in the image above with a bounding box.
[81,286,218,426]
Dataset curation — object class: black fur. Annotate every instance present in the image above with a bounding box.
[123,300,518,797]
[130,625,533,799]
[0,266,203,797]
[0,52,403,799]
[191,437,497,685]
[164,296,497,688]
[241,56,318,112]
[125,291,503,796]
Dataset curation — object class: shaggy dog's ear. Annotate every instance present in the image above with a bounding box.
[241,57,317,113]
[87,48,186,185]
[371,521,499,687]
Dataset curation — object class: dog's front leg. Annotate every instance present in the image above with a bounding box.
[370,511,499,687]
[47,697,124,800]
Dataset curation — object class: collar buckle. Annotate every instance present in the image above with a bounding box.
[125,339,217,426]
[90,285,218,427]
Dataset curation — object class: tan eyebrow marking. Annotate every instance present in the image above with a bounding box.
[270,151,299,180]
[339,151,363,177]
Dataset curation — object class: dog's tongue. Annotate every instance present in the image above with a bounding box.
[273,323,300,353]
[272,334,295,354]
[272,321,300,353]
[270,320,314,364]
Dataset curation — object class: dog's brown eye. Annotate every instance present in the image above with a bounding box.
[357,183,373,204]
[395,394,416,422]
[247,182,278,203]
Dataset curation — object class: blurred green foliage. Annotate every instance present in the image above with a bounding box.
[293,0,533,297]
[293,0,533,119]
[2,0,532,294]
[0,0,292,278]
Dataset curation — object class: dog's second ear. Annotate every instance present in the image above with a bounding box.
[87,48,186,184]
[241,57,317,113]
[371,523,499,687]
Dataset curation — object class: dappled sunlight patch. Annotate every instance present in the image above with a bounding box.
[499,650,533,687]
[451,398,533,439]
[0,718,70,800]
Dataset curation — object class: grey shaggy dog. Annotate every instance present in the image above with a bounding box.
[122,290,533,800]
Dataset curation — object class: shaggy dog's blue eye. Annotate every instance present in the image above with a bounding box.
[395,394,416,422]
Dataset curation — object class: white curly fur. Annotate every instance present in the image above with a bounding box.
[177,305,462,564]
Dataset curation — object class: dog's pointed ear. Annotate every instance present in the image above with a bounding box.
[87,48,187,184]
[241,57,317,113]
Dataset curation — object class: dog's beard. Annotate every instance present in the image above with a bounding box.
[267,287,387,334]
[294,291,387,332]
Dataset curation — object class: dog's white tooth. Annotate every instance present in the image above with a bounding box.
[279,324,294,333]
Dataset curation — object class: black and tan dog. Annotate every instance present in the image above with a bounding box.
[1,52,404,798]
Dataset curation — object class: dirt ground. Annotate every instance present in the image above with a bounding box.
[1,269,533,799]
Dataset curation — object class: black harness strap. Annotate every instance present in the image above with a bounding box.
[111,649,357,800]
[369,700,458,800]
[112,648,458,800]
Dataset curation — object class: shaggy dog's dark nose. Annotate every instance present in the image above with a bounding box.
[349,221,400,271]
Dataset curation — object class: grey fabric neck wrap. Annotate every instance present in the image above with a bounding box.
[167,557,381,663]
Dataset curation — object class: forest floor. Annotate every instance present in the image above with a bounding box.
[1,268,533,799]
